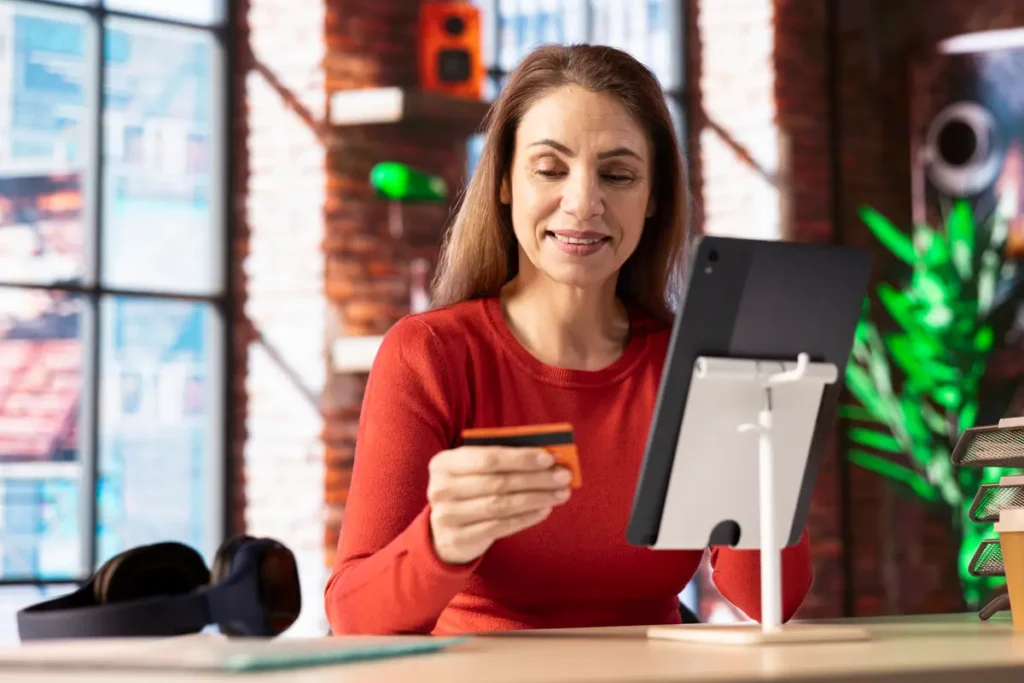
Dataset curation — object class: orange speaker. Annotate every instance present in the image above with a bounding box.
[418,1,484,100]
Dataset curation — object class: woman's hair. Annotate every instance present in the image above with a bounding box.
[431,43,691,322]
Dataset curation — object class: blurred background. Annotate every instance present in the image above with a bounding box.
[0,0,1023,642]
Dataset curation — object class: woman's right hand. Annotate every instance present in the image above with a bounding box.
[427,446,573,565]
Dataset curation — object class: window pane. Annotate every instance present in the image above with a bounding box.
[0,4,93,286]
[101,19,223,295]
[103,0,224,25]
[96,296,222,566]
[0,287,86,580]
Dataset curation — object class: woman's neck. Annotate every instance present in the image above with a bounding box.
[500,272,630,371]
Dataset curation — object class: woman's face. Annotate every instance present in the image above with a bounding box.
[502,85,655,290]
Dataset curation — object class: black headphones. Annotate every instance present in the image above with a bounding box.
[16,535,302,641]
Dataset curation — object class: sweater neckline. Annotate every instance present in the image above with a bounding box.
[480,296,653,388]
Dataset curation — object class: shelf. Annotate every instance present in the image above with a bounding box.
[332,335,384,373]
[329,87,492,133]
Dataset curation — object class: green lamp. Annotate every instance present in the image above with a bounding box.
[369,162,449,240]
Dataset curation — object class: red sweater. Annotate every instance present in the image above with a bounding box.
[325,297,812,635]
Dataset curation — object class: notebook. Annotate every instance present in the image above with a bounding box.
[0,634,471,673]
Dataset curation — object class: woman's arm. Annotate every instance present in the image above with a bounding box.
[708,528,813,623]
[324,318,477,635]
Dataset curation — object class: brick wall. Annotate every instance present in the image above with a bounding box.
[319,1,474,570]
[234,0,330,636]
[232,0,475,636]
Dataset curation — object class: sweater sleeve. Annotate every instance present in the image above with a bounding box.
[324,317,478,635]
[708,528,813,623]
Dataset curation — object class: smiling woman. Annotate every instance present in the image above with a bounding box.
[324,43,813,636]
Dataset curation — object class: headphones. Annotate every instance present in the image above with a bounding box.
[17,535,302,641]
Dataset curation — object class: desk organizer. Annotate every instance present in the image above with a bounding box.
[951,418,1024,621]
[968,538,1005,577]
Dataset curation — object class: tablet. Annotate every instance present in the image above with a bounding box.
[626,235,872,549]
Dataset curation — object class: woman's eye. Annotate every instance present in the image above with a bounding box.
[535,169,563,178]
[603,174,634,184]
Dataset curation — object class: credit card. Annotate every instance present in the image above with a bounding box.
[461,422,582,488]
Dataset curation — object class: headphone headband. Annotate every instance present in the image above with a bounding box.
[17,582,213,640]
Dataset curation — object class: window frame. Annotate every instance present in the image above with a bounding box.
[0,0,235,587]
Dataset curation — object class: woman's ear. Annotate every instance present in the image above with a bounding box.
[500,175,511,205]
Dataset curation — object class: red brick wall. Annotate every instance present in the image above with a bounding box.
[319,1,475,569]
[234,0,330,636]
[233,0,475,636]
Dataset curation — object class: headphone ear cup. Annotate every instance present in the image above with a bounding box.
[211,534,254,585]
[93,549,136,605]
[210,535,256,637]
[93,542,210,605]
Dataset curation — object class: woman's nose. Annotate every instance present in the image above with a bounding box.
[560,172,603,219]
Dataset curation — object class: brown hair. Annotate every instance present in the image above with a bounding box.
[431,43,690,322]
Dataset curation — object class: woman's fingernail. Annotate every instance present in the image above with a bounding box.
[536,451,554,466]
[553,468,572,484]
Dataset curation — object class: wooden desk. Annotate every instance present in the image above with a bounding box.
[2,612,1023,682]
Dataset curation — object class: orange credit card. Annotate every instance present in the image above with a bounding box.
[461,422,582,488]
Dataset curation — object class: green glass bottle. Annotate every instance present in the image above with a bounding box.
[369,162,448,203]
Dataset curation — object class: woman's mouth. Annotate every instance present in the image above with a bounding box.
[546,230,611,257]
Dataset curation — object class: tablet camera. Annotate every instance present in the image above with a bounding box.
[705,249,718,274]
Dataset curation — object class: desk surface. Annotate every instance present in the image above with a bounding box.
[2,612,1023,683]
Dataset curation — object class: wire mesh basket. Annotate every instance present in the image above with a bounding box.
[968,478,1024,522]
[951,423,1024,468]
[968,538,1005,578]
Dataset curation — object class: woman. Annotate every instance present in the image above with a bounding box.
[325,43,812,635]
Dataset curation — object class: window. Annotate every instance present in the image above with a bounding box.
[0,0,228,643]
[468,0,687,169]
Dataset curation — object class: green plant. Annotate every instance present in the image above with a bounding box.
[844,198,1016,608]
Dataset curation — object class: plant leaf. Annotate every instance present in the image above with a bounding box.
[877,284,919,332]
[844,364,890,422]
[899,396,931,442]
[932,385,962,409]
[849,427,904,453]
[921,402,949,435]
[948,199,975,279]
[973,325,994,353]
[838,404,880,422]
[912,270,951,306]
[977,251,999,314]
[960,400,979,431]
[848,449,938,502]
[914,223,950,266]
[860,206,918,265]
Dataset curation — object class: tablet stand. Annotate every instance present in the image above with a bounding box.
[648,353,871,645]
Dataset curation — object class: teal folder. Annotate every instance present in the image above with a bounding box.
[0,635,472,673]
[224,636,472,672]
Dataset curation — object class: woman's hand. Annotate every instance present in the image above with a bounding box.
[427,447,572,565]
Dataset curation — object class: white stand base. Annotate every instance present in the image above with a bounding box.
[647,623,871,646]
